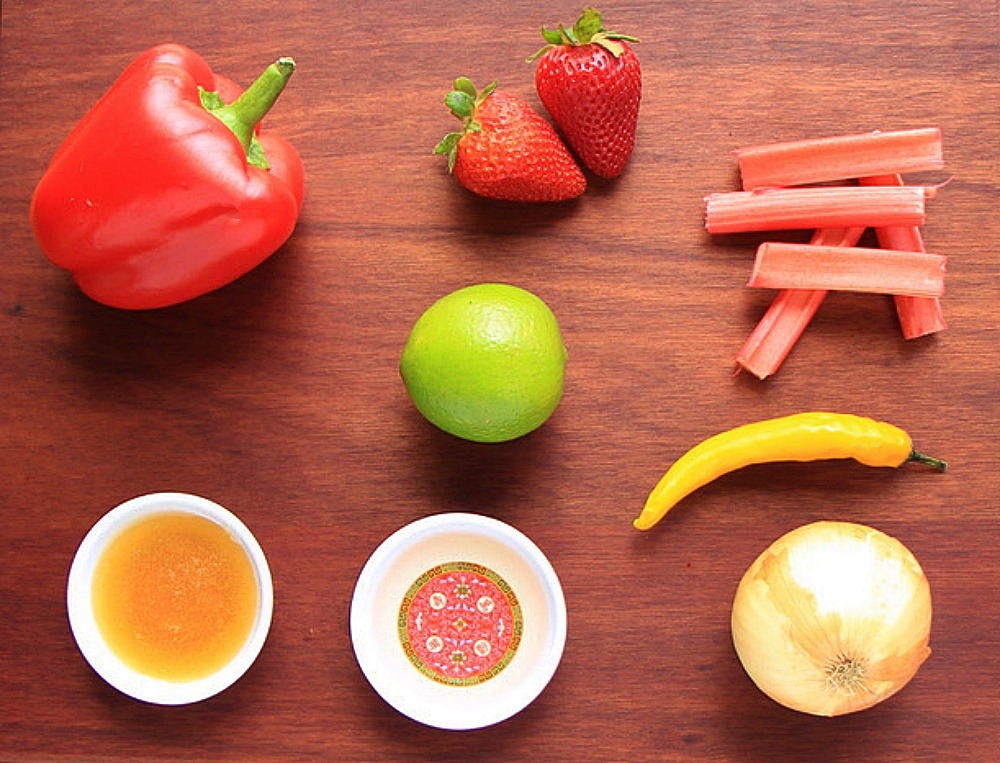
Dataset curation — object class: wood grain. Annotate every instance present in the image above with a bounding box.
[1,1,998,760]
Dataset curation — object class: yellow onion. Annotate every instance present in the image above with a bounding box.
[731,521,931,716]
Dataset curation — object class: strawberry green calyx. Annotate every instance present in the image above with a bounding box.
[434,78,498,172]
[529,7,639,61]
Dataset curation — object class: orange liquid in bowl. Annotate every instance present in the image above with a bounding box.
[91,512,259,682]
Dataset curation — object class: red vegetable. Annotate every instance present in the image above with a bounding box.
[860,174,948,339]
[748,242,947,298]
[704,186,932,234]
[737,128,944,190]
[717,128,950,378]
[31,44,305,310]
[736,227,865,379]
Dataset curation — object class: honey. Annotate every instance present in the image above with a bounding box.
[91,511,259,682]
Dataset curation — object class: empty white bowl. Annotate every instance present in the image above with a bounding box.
[350,513,567,730]
[66,492,273,705]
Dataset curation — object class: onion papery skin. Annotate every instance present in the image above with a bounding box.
[731,521,932,717]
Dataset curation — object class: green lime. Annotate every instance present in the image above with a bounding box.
[400,283,567,443]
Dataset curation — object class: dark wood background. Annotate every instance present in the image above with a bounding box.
[2,1,997,760]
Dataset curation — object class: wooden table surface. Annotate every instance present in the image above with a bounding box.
[2,1,998,760]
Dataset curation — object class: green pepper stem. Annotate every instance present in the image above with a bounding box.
[206,57,295,168]
[908,449,947,472]
[229,58,295,135]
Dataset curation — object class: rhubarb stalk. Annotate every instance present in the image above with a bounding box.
[736,227,865,379]
[704,186,932,234]
[737,128,944,190]
[860,174,947,339]
[748,242,947,298]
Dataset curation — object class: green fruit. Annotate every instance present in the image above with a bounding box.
[400,283,567,443]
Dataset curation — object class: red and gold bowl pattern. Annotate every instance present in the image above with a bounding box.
[398,561,522,686]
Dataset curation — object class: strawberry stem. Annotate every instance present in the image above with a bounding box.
[529,7,638,61]
[434,78,497,172]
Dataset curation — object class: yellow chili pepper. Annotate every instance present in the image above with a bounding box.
[633,412,946,531]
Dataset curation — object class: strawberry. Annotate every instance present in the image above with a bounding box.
[531,7,641,180]
[435,78,586,203]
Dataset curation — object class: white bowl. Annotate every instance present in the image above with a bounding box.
[66,492,273,705]
[350,513,567,730]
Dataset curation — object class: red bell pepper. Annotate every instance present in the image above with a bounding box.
[30,44,305,309]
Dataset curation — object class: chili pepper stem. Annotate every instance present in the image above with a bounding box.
[908,450,947,472]
[205,57,295,168]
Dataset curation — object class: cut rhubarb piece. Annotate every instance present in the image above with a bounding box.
[748,242,947,298]
[736,227,865,379]
[860,173,948,339]
[891,293,948,339]
[705,186,932,234]
[738,128,944,190]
